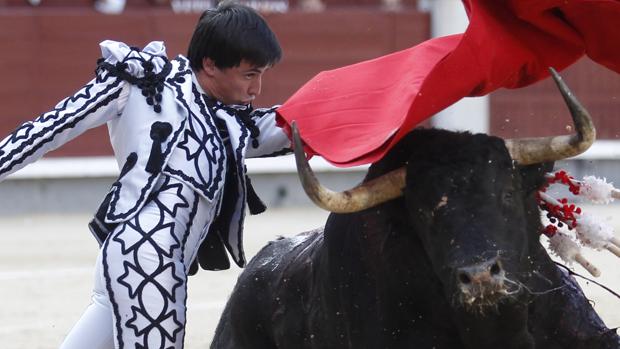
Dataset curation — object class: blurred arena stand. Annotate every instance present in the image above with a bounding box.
[0,0,618,215]
[0,0,418,12]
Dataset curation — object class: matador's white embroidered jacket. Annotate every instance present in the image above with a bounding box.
[0,41,291,270]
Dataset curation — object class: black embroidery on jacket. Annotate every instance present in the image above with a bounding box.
[162,84,225,199]
[9,122,34,143]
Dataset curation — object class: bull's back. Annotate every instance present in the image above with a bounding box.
[211,228,324,349]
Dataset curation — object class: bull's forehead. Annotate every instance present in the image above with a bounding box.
[406,161,527,229]
[412,158,518,195]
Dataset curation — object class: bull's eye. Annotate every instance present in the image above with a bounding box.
[501,191,514,205]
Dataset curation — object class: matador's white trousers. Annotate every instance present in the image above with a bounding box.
[60,175,218,349]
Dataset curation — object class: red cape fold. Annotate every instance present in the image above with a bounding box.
[276,0,620,167]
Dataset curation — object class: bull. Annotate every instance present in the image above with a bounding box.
[211,69,620,348]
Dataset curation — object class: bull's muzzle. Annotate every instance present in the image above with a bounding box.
[455,257,510,311]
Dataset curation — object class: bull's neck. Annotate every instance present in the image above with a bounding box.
[323,198,428,286]
[320,199,445,337]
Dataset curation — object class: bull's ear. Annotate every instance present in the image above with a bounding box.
[519,162,555,194]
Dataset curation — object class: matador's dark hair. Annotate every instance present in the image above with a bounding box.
[187,1,282,70]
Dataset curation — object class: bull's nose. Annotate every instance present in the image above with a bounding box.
[456,257,504,287]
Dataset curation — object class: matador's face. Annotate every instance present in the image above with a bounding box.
[200,58,269,106]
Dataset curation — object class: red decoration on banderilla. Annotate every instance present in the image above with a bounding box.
[536,170,620,277]
[537,170,582,236]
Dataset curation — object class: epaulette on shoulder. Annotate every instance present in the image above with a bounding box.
[96,47,172,113]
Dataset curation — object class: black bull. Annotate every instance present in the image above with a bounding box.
[211,128,620,348]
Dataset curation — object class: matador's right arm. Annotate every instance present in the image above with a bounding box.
[0,40,169,182]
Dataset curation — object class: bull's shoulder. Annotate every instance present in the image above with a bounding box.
[229,227,324,307]
[247,227,324,274]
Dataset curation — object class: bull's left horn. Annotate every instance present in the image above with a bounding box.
[505,68,596,165]
[292,122,405,213]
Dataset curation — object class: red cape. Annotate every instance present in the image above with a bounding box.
[276,0,620,166]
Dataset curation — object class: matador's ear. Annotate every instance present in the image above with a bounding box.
[202,57,217,76]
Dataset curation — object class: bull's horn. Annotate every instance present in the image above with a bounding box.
[292,122,405,213]
[505,68,596,165]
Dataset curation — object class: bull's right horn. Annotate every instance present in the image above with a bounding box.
[292,122,405,213]
[505,68,596,165]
